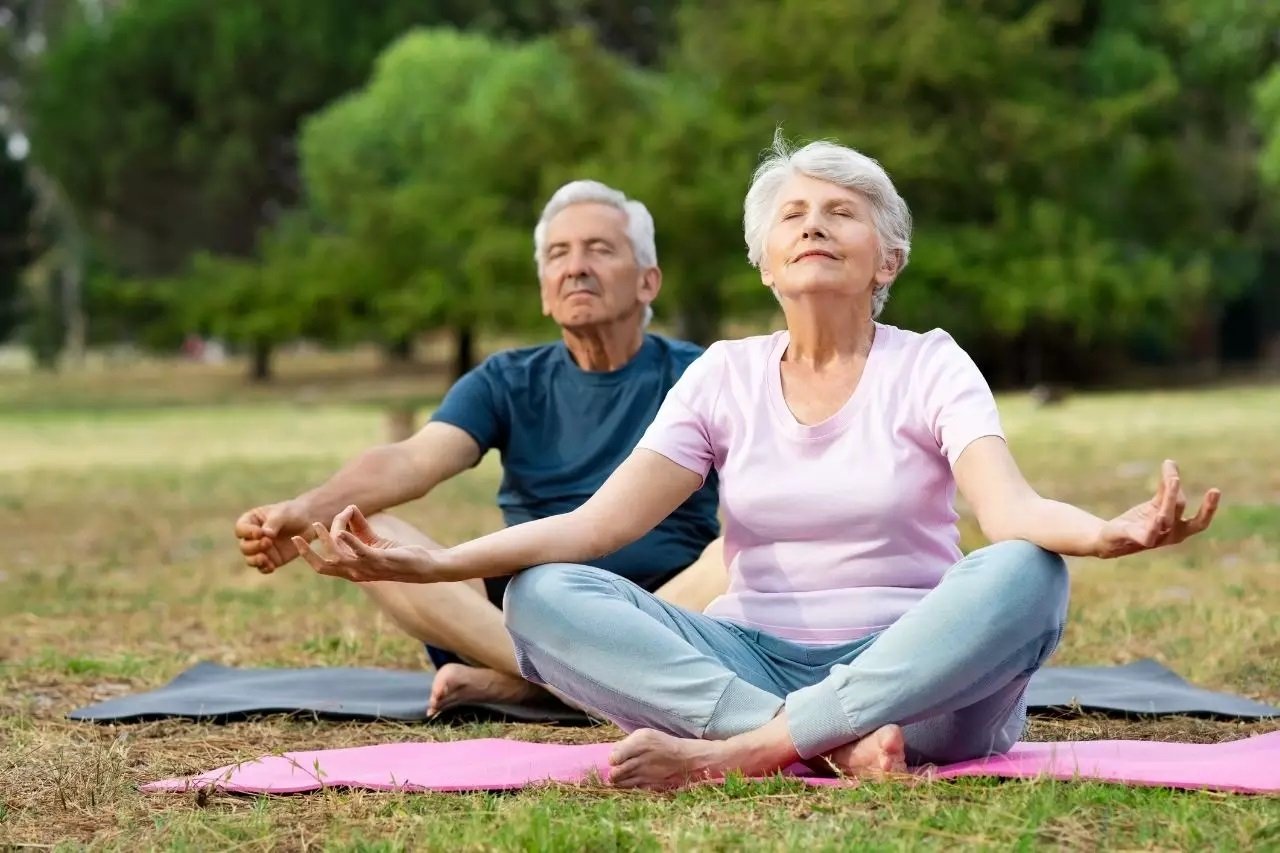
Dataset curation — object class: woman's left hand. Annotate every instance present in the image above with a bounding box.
[292,504,440,583]
[1095,460,1221,559]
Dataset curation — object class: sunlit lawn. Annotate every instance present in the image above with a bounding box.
[2,365,1279,849]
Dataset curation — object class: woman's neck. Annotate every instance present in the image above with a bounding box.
[781,295,876,368]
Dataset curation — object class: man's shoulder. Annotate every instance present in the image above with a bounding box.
[476,341,565,378]
[645,334,706,369]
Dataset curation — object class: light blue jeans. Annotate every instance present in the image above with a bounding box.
[504,540,1069,765]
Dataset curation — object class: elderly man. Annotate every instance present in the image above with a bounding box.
[234,180,725,714]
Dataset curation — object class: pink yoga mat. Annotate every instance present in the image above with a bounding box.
[143,732,1280,796]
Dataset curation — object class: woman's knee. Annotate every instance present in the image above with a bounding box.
[502,562,619,637]
[970,540,1069,620]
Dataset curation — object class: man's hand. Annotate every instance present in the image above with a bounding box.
[234,499,314,573]
[293,505,440,583]
[1095,460,1221,559]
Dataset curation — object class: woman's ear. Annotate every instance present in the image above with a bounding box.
[875,249,901,285]
[760,255,774,288]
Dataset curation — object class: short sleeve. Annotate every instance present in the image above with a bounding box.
[634,343,725,483]
[429,359,508,453]
[919,331,1004,467]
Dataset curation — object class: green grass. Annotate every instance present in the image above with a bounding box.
[2,372,1279,849]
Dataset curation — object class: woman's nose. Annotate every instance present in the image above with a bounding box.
[802,222,828,240]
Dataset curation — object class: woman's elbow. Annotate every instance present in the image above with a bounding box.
[975,505,1027,545]
[565,507,631,560]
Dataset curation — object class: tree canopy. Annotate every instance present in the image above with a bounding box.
[8,0,1279,381]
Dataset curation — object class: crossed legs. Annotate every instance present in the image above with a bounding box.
[503,540,1069,787]
[356,513,727,714]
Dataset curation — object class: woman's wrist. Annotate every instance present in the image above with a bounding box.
[410,544,449,582]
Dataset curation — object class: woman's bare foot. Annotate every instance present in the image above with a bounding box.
[605,721,907,790]
[427,663,546,716]
[824,725,907,777]
[607,729,723,789]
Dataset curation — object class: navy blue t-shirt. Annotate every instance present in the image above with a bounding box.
[430,334,721,601]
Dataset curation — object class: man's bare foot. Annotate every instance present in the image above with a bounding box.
[608,729,724,789]
[427,663,545,716]
[823,725,907,777]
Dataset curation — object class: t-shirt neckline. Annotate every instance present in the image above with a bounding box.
[766,323,886,440]
[555,333,660,385]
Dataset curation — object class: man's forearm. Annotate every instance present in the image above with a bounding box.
[296,444,430,524]
[987,496,1105,557]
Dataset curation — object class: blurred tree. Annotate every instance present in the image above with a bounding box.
[666,0,1256,380]
[0,153,32,343]
[575,76,755,345]
[23,1,681,378]
[26,0,480,274]
[18,1,475,377]
[299,28,655,378]
[0,0,100,367]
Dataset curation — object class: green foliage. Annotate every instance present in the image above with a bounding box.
[16,0,1280,378]
[576,76,758,343]
[666,1,1244,365]
[25,0,482,274]
[295,28,658,354]
[1258,68,1280,190]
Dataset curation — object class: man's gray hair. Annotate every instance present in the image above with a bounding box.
[744,133,912,318]
[534,180,658,270]
[533,180,658,325]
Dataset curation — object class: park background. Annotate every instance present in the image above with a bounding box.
[2,1,1279,849]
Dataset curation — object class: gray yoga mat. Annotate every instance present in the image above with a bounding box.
[67,662,591,726]
[68,658,1278,725]
[1025,658,1278,718]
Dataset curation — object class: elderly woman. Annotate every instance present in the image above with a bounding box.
[295,137,1220,789]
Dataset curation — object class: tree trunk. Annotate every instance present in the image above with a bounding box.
[384,335,415,365]
[249,339,273,383]
[1186,307,1222,380]
[676,285,722,347]
[452,325,475,380]
[385,405,417,442]
[61,258,86,367]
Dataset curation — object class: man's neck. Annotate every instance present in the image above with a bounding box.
[562,320,646,372]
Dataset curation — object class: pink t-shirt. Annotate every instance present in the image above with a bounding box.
[636,323,1003,645]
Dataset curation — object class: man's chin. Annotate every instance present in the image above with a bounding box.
[556,311,607,330]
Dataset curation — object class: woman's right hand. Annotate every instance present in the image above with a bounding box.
[293,504,442,583]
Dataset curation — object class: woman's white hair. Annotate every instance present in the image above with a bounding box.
[744,132,912,318]
[533,180,657,325]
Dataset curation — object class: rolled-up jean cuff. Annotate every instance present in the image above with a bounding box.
[785,680,860,759]
[703,677,784,740]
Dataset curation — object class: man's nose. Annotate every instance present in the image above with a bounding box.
[563,248,592,279]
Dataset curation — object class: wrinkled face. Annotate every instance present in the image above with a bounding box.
[760,172,896,302]
[538,203,659,330]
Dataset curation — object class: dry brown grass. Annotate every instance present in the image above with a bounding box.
[2,371,1279,849]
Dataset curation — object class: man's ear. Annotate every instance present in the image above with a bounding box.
[639,266,662,304]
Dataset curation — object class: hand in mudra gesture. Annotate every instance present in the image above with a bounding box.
[293,505,438,583]
[1095,460,1221,559]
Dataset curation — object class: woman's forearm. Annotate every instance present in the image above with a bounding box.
[429,510,616,582]
[987,496,1105,557]
[410,451,702,584]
